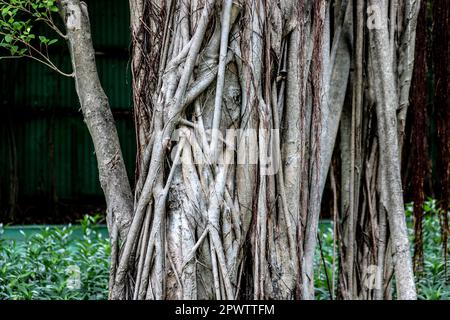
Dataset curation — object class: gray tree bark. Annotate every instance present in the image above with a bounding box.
[59,0,133,241]
[54,0,420,300]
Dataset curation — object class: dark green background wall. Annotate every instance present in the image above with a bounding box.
[0,0,135,223]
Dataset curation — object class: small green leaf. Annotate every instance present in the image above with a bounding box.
[1,6,11,17]
[12,21,22,30]
[38,35,48,44]
[10,45,18,55]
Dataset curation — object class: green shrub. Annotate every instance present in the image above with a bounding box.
[315,222,335,300]
[0,215,110,300]
[405,199,450,300]
[0,202,448,300]
[314,199,449,300]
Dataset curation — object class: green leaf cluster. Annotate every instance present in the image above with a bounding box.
[0,0,60,57]
[0,214,110,300]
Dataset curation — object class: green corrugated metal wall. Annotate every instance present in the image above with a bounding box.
[0,0,135,220]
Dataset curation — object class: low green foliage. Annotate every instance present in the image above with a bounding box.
[0,201,448,300]
[314,199,449,300]
[405,199,450,300]
[315,222,335,300]
[0,214,110,300]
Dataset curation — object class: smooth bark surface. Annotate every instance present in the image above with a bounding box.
[59,0,133,240]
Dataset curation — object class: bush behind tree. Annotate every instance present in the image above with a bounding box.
[0,201,448,300]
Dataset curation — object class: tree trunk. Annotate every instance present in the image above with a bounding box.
[432,0,450,275]
[59,0,133,241]
[58,0,421,300]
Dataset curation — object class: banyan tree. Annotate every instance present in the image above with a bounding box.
[5,0,448,300]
